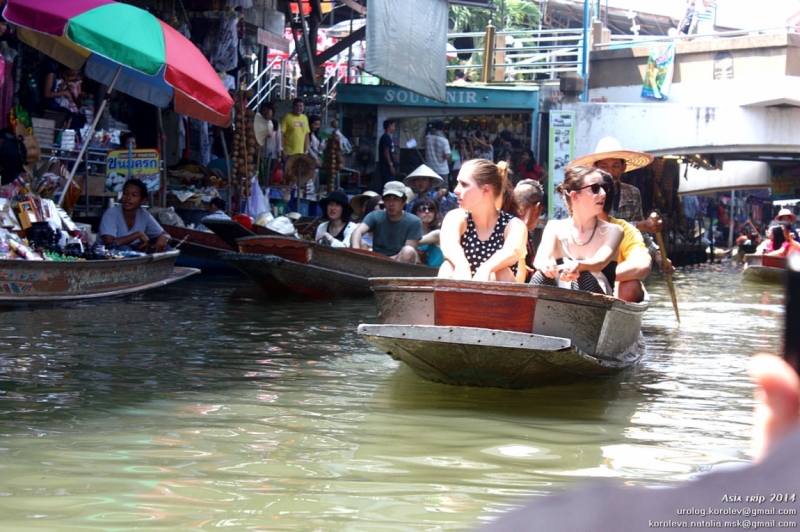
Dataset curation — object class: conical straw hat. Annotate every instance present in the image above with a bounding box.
[254,114,273,147]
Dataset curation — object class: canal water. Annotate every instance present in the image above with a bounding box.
[0,265,783,531]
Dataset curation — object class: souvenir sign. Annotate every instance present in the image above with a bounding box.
[105,149,160,193]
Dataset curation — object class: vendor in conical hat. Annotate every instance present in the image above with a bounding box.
[403,164,459,218]
[568,136,662,239]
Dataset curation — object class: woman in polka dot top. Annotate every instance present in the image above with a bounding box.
[437,159,528,282]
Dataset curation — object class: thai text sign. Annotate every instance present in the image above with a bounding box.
[106,149,160,192]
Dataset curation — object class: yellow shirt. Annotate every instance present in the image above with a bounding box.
[280,113,310,156]
[609,216,649,263]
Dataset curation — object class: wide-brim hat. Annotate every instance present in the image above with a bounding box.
[265,215,298,236]
[349,190,378,218]
[567,136,654,172]
[403,164,443,188]
[319,190,353,220]
[776,208,797,223]
[284,154,316,185]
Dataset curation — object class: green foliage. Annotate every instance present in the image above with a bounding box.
[449,0,541,32]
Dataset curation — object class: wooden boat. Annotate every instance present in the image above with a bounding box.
[0,251,198,303]
[162,224,240,275]
[358,278,648,389]
[221,235,437,298]
[203,216,321,249]
[743,253,786,284]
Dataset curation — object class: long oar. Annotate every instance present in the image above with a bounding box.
[653,228,680,323]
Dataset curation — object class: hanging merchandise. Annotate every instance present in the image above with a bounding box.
[211,10,239,73]
[322,120,344,193]
[231,89,257,205]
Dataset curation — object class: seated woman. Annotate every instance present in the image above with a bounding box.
[315,190,357,248]
[766,223,800,257]
[97,178,169,252]
[515,149,546,184]
[759,225,785,254]
[354,195,384,251]
[410,197,444,267]
[530,166,622,295]
[438,159,527,282]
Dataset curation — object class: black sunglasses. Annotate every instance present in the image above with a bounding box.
[577,182,610,195]
[416,206,433,213]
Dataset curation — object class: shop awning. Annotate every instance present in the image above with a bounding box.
[678,161,771,196]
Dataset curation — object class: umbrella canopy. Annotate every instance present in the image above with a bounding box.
[4,0,233,127]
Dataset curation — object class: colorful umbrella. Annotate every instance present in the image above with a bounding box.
[4,0,233,127]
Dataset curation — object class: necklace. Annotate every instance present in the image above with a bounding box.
[570,218,598,246]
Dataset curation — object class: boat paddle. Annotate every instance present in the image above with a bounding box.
[650,212,680,323]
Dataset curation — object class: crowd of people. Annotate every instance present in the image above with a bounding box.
[280,136,673,304]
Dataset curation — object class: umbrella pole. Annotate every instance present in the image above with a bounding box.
[58,65,123,208]
[156,108,167,207]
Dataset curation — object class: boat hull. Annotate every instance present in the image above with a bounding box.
[359,278,648,388]
[0,251,198,303]
[358,324,646,388]
[743,254,786,284]
[226,236,437,297]
[163,224,240,275]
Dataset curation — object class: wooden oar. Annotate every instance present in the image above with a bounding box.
[654,228,680,323]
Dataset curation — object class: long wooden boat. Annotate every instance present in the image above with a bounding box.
[162,224,240,275]
[742,254,786,284]
[203,216,321,249]
[358,278,648,389]
[0,251,199,303]
[221,235,437,298]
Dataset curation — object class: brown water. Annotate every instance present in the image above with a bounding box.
[0,264,783,531]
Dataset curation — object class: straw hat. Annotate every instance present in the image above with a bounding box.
[405,186,416,204]
[253,114,273,147]
[775,208,797,223]
[567,136,654,172]
[265,215,298,236]
[284,154,316,185]
[403,164,443,188]
[349,190,378,218]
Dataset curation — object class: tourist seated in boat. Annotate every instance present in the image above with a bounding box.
[404,164,458,218]
[530,166,622,295]
[514,179,545,282]
[762,223,800,257]
[195,197,230,232]
[598,172,651,302]
[775,208,799,240]
[350,181,422,263]
[97,178,170,253]
[315,190,357,248]
[437,159,528,282]
[349,190,379,223]
[353,194,384,251]
[410,197,444,267]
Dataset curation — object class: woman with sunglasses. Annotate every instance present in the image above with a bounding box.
[411,198,444,267]
[438,159,527,282]
[530,166,622,294]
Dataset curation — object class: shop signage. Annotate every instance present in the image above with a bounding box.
[548,111,575,220]
[106,149,161,192]
[258,28,290,53]
[336,85,538,110]
[771,165,800,200]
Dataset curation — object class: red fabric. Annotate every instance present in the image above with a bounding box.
[3,0,113,36]
[515,162,544,182]
[232,214,253,231]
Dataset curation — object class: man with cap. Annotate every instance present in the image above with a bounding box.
[568,137,663,262]
[404,164,458,218]
[350,181,423,263]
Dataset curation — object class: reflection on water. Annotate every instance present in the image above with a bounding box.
[0,264,783,530]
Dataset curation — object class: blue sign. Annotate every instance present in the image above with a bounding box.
[337,84,539,111]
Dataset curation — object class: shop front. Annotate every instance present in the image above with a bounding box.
[335,84,540,190]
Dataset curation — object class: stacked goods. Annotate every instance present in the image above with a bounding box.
[323,120,344,193]
[231,89,257,201]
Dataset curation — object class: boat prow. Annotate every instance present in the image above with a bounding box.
[742,254,786,284]
[358,278,648,389]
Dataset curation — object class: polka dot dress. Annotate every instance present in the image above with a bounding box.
[460,210,518,276]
